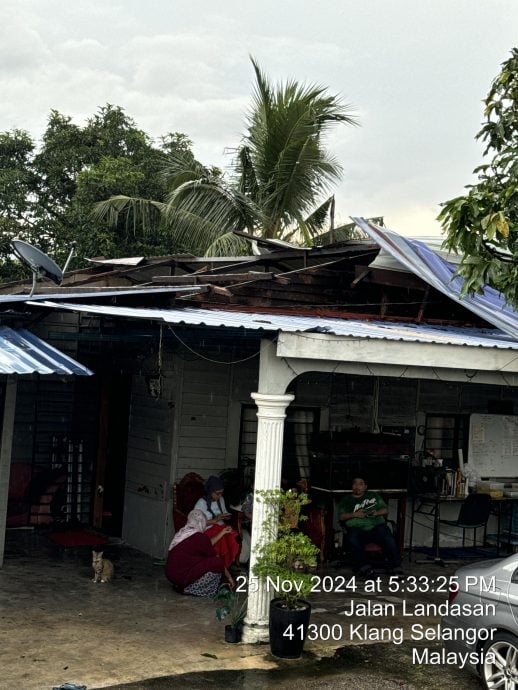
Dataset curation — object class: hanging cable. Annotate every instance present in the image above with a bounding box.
[166,325,260,364]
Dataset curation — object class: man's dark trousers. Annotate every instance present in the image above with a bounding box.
[345,523,401,570]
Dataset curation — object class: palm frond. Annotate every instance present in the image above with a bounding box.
[92,195,166,237]
[237,146,259,202]
[164,179,255,254]
[304,196,334,235]
[204,231,250,257]
[288,210,313,246]
[249,56,273,132]
[161,148,212,191]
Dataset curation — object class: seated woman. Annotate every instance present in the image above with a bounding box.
[165,509,234,596]
[194,476,240,569]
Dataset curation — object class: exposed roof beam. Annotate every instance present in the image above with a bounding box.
[151,272,273,284]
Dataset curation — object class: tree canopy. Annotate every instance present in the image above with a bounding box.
[95,59,358,256]
[0,105,192,282]
[0,63,358,283]
[439,48,518,307]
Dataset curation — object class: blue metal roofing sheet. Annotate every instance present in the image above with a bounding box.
[0,327,93,375]
[353,217,518,340]
[28,302,518,350]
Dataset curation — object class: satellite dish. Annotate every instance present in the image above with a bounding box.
[11,239,76,297]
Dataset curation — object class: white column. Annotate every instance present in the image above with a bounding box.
[241,391,294,644]
[0,379,18,568]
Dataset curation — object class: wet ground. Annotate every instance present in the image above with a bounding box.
[92,644,482,690]
[2,527,483,690]
[95,641,483,690]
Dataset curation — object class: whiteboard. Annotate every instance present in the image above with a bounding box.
[468,414,518,478]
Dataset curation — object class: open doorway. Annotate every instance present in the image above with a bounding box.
[93,374,131,536]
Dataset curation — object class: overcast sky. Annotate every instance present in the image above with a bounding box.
[1,0,517,236]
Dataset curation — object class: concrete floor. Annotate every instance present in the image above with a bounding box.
[1,528,479,690]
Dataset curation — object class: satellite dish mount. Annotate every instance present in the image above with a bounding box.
[11,240,76,297]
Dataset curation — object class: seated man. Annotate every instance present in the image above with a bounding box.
[338,477,402,576]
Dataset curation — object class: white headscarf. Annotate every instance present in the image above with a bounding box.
[169,509,207,551]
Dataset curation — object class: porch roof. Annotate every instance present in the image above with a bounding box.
[0,327,93,375]
[25,301,518,350]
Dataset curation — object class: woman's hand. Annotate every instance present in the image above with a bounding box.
[210,525,233,545]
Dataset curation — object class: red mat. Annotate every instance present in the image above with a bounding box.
[47,531,109,547]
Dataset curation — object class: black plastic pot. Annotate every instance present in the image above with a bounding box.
[224,624,242,643]
[269,598,311,659]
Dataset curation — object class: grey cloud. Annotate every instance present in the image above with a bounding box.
[1,0,518,236]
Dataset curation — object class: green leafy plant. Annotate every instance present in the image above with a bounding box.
[439,47,518,306]
[214,583,247,629]
[253,489,319,610]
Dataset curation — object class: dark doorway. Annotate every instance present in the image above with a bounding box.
[95,374,131,536]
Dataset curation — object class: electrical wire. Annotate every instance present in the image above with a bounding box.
[166,325,260,364]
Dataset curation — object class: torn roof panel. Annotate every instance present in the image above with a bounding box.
[86,256,145,266]
[353,217,518,340]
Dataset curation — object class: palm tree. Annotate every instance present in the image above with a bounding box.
[94,59,357,255]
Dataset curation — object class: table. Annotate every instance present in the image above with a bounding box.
[408,493,518,565]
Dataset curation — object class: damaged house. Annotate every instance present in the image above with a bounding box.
[2,218,518,582]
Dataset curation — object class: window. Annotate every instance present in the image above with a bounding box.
[239,404,320,484]
[424,414,468,468]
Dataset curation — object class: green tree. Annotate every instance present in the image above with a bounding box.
[439,48,518,306]
[95,59,357,256]
[0,129,38,280]
[0,105,192,282]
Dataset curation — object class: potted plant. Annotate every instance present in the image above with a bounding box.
[253,488,319,659]
[214,583,247,643]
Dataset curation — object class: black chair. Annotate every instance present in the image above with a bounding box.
[440,493,492,548]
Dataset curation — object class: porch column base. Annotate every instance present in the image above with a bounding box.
[241,622,269,644]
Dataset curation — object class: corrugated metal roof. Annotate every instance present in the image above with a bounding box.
[353,217,518,340]
[0,286,204,303]
[27,302,518,350]
[0,327,93,375]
